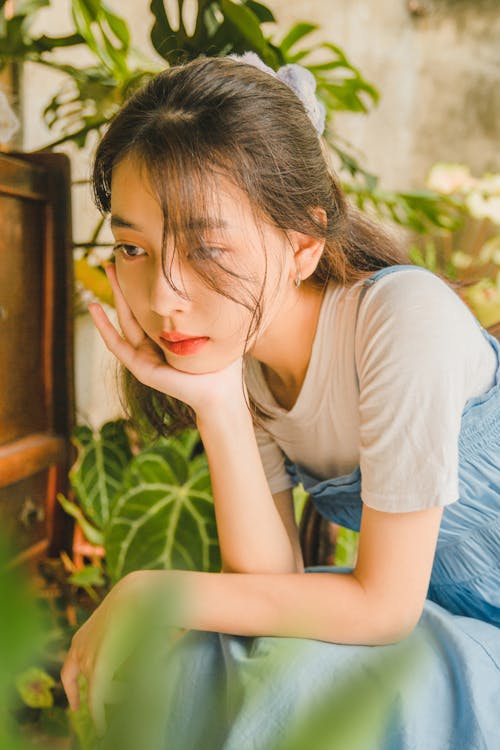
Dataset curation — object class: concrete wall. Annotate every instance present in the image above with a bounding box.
[8,0,499,428]
[270,0,500,189]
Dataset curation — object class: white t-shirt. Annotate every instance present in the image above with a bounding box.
[244,268,497,513]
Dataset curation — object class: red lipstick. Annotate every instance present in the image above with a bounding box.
[160,331,202,342]
[159,331,209,356]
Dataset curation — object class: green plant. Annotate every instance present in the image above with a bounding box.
[0,534,66,749]
[57,420,222,584]
[408,163,500,328]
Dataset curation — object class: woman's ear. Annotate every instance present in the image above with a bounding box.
[288,207,327,282]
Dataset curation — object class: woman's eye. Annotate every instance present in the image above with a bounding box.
[113,243,146,260]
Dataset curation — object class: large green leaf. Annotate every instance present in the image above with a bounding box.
[71,0,130,77]
[64,420,220,584]
[149,0,178,61]
[69,420,133,529]
[105,446,220,583]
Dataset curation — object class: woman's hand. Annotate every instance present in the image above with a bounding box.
[60,570,186,737]
[88,263,247,419]
[60,573,141,736]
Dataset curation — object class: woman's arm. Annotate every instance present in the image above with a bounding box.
[132,500,444,647]
[182,400,443,645]
[197,406,302,574]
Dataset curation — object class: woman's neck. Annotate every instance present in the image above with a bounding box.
[248,281,328,401]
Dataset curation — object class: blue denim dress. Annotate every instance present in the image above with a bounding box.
[105,265,500,750]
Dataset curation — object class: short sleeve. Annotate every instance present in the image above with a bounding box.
[253,422,296,494]
[355,270,471,513]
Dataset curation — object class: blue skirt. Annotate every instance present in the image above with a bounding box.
[156,591,499,750]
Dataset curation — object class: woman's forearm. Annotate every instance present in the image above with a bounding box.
[135,568,411,647]
[196,404,298,574]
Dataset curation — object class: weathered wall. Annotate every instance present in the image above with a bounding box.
[270,0,500,188]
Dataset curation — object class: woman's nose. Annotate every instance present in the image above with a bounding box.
[149,258,190,316]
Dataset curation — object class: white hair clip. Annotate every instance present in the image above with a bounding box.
[228,51,326,137]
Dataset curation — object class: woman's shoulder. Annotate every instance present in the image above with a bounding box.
[356,267,476,330]
[354,266,497,399]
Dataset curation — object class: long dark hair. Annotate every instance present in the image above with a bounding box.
[92,55,412,442]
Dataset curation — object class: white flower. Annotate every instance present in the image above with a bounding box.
[426,162,476,194]
[451,251,473,269]
[477,174,500,195]
[466,192,500,225]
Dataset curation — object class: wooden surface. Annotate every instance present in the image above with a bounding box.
[0,151,76,569]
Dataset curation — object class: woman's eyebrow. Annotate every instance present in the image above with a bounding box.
[110,214,143,231]
[110,214,230,231]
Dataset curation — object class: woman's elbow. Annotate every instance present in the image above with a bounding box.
[377,608,422,645]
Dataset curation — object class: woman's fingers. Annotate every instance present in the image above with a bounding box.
[88,302,166,389]
[88,303,137,367]
[104,263,146,349]
[60,651,81,712]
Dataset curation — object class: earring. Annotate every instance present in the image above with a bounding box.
[294,269,301,288]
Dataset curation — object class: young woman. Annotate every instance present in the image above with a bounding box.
[61,55,499,749]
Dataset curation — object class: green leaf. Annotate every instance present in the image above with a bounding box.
[70,0,130,76]
[31,32,85,53]
[279,22,318,56]
[150,0,175,61]
[105,443,219,582]
[71,0,100,60]
[13,0,49,17]
[68,565,106,588]
[69,420,133,529]
[123,444,187,486]
[15,667,56,709]
[243,0,275,23]
[56,493,104,546]
[334,527,359,567]
[72,424,94,447]
[103,7,131,49]
[78,0,100,22]
[220,0,275,66]
[319,41,350,65]
[408,245,427,267]
[167,428,203,462]
[285,47,312,64]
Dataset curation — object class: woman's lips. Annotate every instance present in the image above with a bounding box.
[160,331,202,342]
[159,336,209,356]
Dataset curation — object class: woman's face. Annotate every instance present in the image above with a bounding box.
[109,154,294,373]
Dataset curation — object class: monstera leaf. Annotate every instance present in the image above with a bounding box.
[105,439,220,583]
[149,0,281,67]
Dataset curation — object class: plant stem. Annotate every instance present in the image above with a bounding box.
[38,119,108,151]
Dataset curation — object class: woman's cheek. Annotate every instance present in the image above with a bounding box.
[115,267,140,307]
